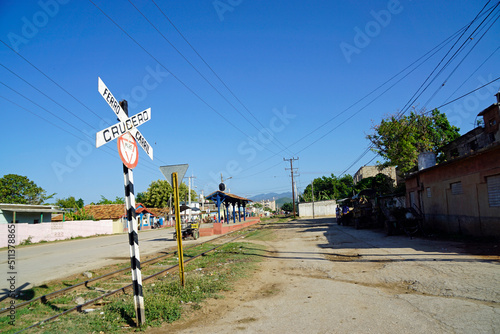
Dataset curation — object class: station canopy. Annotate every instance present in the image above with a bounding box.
[204,191,252,206]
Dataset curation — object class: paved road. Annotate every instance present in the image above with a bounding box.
[0,227,212,295]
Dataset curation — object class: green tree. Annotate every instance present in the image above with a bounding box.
[65,208,95,221]
[56,196,84,209]
[300,174,354,202]
[142,180,172,208]
[367,108,460,174]
[179,183,197,203]
[281,202,295,212]
[135,192,147,204]
[0,174,54,204]
[139,180,197,208]
[91,195,125,205]
[354,173,395,195]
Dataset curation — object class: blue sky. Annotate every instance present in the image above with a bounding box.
[1,0,499,204]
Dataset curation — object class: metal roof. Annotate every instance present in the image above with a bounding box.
[205,191,252,204]
[0,203,64,213]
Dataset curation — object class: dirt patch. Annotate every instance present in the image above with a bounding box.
[149,220,500,334]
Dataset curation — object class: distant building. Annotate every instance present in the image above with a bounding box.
[441,92,500,160]
[0,204,63,224]
[260,199,276,211]
[405,92,500,237]
[353,166,398,185]
[52,203,158,230]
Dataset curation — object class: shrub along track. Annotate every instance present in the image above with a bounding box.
[4,222,273,333]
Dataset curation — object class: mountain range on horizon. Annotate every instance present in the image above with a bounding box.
[249,192,292,202]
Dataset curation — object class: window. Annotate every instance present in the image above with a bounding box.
[487,174,500,207]
[426,187,431,198]
[451,182,463,195]
[409,191,416,208]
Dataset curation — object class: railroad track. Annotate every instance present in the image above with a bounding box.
[7,222,268,333]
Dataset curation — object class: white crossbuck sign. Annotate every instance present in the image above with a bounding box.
[96,77,154,160]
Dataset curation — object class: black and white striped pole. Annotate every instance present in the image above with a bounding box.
[95,78,154,327]
[123,161,145,325]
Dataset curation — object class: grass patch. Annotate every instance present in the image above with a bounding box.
[1,241,268,333]
[242,218,290,241]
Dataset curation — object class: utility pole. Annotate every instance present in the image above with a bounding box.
[168,193,172,226]
[284,157,299,218]
[311,180,315,219]
[185,175,196,221]
[220,173,232,192]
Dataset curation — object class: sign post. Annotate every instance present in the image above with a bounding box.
[159,164,189,287]
[172,172,185,286]
[95,78,153,326]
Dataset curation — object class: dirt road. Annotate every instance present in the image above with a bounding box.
[155,218,500,334]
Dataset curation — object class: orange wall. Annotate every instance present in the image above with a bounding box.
[406,145,500,236]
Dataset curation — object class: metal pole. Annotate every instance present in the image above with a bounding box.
[188,176,191,221]
[238,202,241,222]
[120,100,145,326]
[124,164,145,326]
[217,193,221,223]
[312,181,315,219]
[169,193,172,226]
[172,172,186,286]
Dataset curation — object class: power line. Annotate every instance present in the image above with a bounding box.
[334,2,499,178]
[129,0,292,156]
[227,19,475,178]
[0,63,96,129]
[230,30,461,179]
[337,75,500,178]
[421,3,500,107]
[442,45,500,105]
[0,94,159,176]
[88,0,281,157]
[0,39,105,122]
[150,0,295,156]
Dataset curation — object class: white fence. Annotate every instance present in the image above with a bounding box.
[0,220,116,247]
[298,200,337,218]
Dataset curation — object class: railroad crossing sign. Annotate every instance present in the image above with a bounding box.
[95,108,151,149]
[96,77,153,160]
[95,77,152,326]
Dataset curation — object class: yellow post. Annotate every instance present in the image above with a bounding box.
[172,172,186,286]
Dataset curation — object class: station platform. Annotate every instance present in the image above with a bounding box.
[199,217,261,237]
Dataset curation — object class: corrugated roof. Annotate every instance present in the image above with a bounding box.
[51,203,162,221]
[0,203,64,213]
[205,191,252,204]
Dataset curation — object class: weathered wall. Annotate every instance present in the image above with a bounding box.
[299,200,337,218]
[406,145,500,237]
[0,220,115,247]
